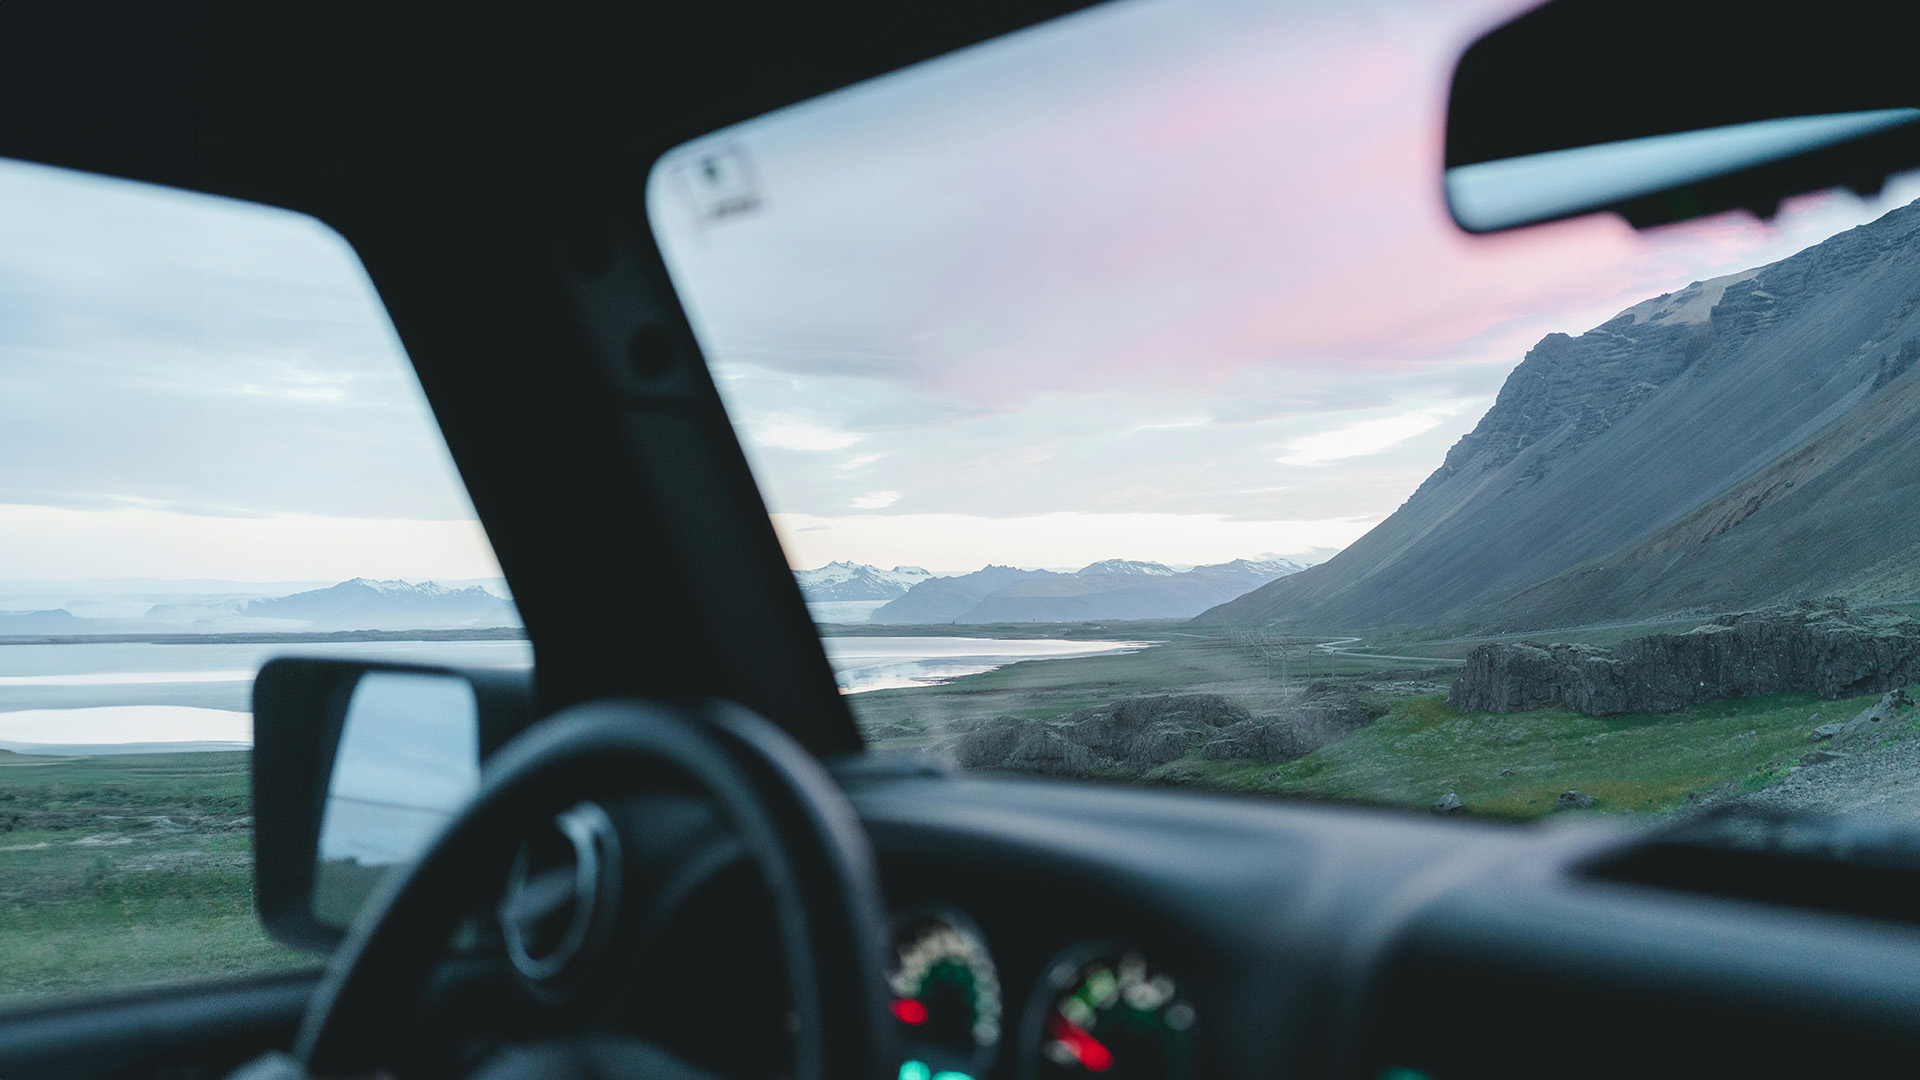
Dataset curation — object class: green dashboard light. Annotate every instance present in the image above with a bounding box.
[932,1072,974,1080]
[900,1061,932,1080]
[1376,1068,1433,1080]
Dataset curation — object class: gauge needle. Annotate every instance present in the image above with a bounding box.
[1046,1014,1114,1072]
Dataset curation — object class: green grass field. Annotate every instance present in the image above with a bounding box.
[1194,690,1895,817]
[0,751,314,1011]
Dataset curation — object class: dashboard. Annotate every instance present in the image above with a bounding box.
[837,756,1920,1080]
[274,750,1920,1080]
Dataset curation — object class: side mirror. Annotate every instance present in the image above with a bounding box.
[1445,0,1920,233]
[252,658,534,949]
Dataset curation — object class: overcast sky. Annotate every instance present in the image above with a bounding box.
[651,0,1920,573]
[0,160,499,584]
[5,0,1918,587]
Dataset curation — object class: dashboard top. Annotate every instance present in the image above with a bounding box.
[840,759,1920,1078]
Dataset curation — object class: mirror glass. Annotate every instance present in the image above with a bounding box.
[1446,108,1920,233]
[312,671,482,926]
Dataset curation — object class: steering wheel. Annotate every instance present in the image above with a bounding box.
[291,699,898,1080]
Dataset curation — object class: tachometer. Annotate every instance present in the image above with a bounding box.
[1022,944,1196,1080]
[890,907,1003,1080]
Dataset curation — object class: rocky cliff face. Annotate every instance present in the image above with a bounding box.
[1448,601,1920,715]
[1203,198,1920,634]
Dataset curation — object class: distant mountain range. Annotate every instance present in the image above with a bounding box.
[0,609,92,635]
[235,578,518,631]
[0,578,520,635]
[1201,197,1920,634]
[794,557,1307,624]
[792,562,932,601]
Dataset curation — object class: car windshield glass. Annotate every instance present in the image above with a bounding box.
[649,0,1920,822]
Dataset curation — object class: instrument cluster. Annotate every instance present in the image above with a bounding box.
[888,908,1199,1080]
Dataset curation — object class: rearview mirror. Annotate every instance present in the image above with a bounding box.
[1446,0,1920,233]
[252,658,534,949]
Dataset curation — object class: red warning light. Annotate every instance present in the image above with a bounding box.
[1045,1014,1114,1072]
[892,999,930,1026]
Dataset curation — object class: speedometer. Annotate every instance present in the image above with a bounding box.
[890,907,1003,1080]
[1022,944,1197,1080]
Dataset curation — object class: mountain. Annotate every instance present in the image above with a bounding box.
[869,565,1043,624]
[793,561,932,601]
[872,558,1305,624]
[1201,197,1920,633]
[0,609,91,634]
[1076,559,1177,577]
[240,578,519,631]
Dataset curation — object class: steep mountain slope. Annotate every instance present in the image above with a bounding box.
[1203,198,1920,633]
[875,558,1305,624]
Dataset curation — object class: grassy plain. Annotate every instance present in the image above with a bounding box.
[1194,690,1896,817]
[0,751,313,1011]
[849,624,1894,820]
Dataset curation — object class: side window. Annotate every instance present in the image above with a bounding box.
[0,160,525,1010]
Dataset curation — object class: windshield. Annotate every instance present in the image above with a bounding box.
[649,0,1920,822]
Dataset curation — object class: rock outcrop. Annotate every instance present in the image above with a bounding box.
[948,694,1248,777]
[1827,688,1912,748]
[1200,691,1387,763]
[1448,600,1920,716]
[948,688,1388,776]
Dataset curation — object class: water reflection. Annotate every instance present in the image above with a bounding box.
[818,637,1148,693]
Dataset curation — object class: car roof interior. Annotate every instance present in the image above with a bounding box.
[5,3,1920,1080]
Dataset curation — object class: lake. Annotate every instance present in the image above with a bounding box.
[0,635,1145,750]
[819,636,1146,693]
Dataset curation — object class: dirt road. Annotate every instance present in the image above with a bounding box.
[1739,730,1920,819]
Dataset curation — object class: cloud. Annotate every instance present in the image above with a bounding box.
[837,453,884,473]
[1277,405,1464,466]
[745,415,865,452]
[851,490,902,509]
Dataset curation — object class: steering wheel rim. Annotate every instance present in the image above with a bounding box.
[294,698,897,1080]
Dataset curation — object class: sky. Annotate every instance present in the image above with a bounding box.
[0,159,501,585]
[7,0,1920,587]
[649,0,1920,574]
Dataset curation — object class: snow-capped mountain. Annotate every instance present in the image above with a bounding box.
[1075,559,1177,577]
[870,556,1309,624]
[793,561,933,602]
[1195,557,1308,588]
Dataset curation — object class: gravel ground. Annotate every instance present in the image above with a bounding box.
[1737,727,1920,819]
